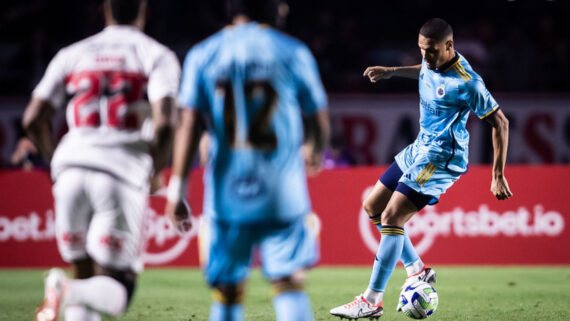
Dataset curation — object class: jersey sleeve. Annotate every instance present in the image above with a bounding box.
[177,47,208,110]
[147,50,181,103]
[32,50,67,109]
[292,44,328,114]
[460,78,499,119]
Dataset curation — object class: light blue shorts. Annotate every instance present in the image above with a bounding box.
[395,144,463,205]
[199,214,319,286]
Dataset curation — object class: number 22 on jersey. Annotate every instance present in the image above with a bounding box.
[65,70,147,129]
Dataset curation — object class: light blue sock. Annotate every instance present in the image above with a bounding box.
[209,302,243,321]
[273,291,313,321]
[400,226,420,267]
[368,226,405,292]
[374,223,420,268]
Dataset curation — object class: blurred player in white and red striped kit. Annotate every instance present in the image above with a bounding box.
[22,0,180,320]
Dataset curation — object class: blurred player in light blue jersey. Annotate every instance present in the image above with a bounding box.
[331,18,512,319]
[165,1,330,320]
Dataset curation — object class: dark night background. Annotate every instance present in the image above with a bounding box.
[1,0,568,96]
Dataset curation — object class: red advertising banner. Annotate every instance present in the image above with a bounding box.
[1,166,569,267]
[313,166,570,265]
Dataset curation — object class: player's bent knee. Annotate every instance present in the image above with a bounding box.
[213,284,245,305]
[272,271,306,295]
[272,280,305,296]
[364,201,384,227]
[362,199,375,216]
[363,194,389,221]
[381,208,405,227]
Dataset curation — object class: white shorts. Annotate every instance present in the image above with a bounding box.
[53,167,148,273]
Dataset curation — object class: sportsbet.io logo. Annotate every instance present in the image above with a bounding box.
[0,189,323,266]
[358,186,565,256]
[0,206,200,265]
[0,210,56,241]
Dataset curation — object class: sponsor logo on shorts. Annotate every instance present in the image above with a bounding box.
[61,232,85,248]
[100,234,123,252]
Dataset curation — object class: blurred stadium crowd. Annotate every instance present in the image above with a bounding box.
[1,0,569,169]
[1,0,569,96]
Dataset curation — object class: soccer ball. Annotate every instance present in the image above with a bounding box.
[398,281,438,319]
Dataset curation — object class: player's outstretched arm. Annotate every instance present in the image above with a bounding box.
[22,98,56,162]
[363,64,421,82]
[303,110,330,176]
[485,109,513,200]
[165,108,201,233]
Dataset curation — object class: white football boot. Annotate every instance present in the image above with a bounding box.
[35,268,69,321]
[397,266,437,311]
[330,294,383,320]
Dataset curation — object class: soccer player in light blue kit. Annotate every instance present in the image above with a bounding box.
[164,1,330,320]
[330,18,513,319]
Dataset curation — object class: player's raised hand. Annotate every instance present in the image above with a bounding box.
[491,176,513,200]
[165,199,192,233]
[363,66,394,82]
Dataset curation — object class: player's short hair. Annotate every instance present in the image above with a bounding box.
[419,18,453,41]
[226,0,283,25]
[108,0,143,25]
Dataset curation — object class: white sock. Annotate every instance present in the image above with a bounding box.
[66,276,127,316]
[363,288,383,305]
[405,260,425,276]
[65,304,102,321]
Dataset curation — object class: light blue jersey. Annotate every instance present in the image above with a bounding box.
[178,22,327,224]
[398,52,498,173]
[394,52,499,202]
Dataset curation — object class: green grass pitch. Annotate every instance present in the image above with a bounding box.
[2,266,569,321]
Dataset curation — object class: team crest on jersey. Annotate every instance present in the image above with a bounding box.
[436,84,445,98]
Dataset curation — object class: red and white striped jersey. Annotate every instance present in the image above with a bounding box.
[33,25,180,189]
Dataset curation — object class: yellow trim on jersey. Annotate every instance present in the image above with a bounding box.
[452,65,472,82]
[442,58,460,73]
[457,62,472,79]
[480,105,500,119]
[448,58,472,82]
[419,165,437,186]
[452,66,468,81]
[416,163,434,184]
